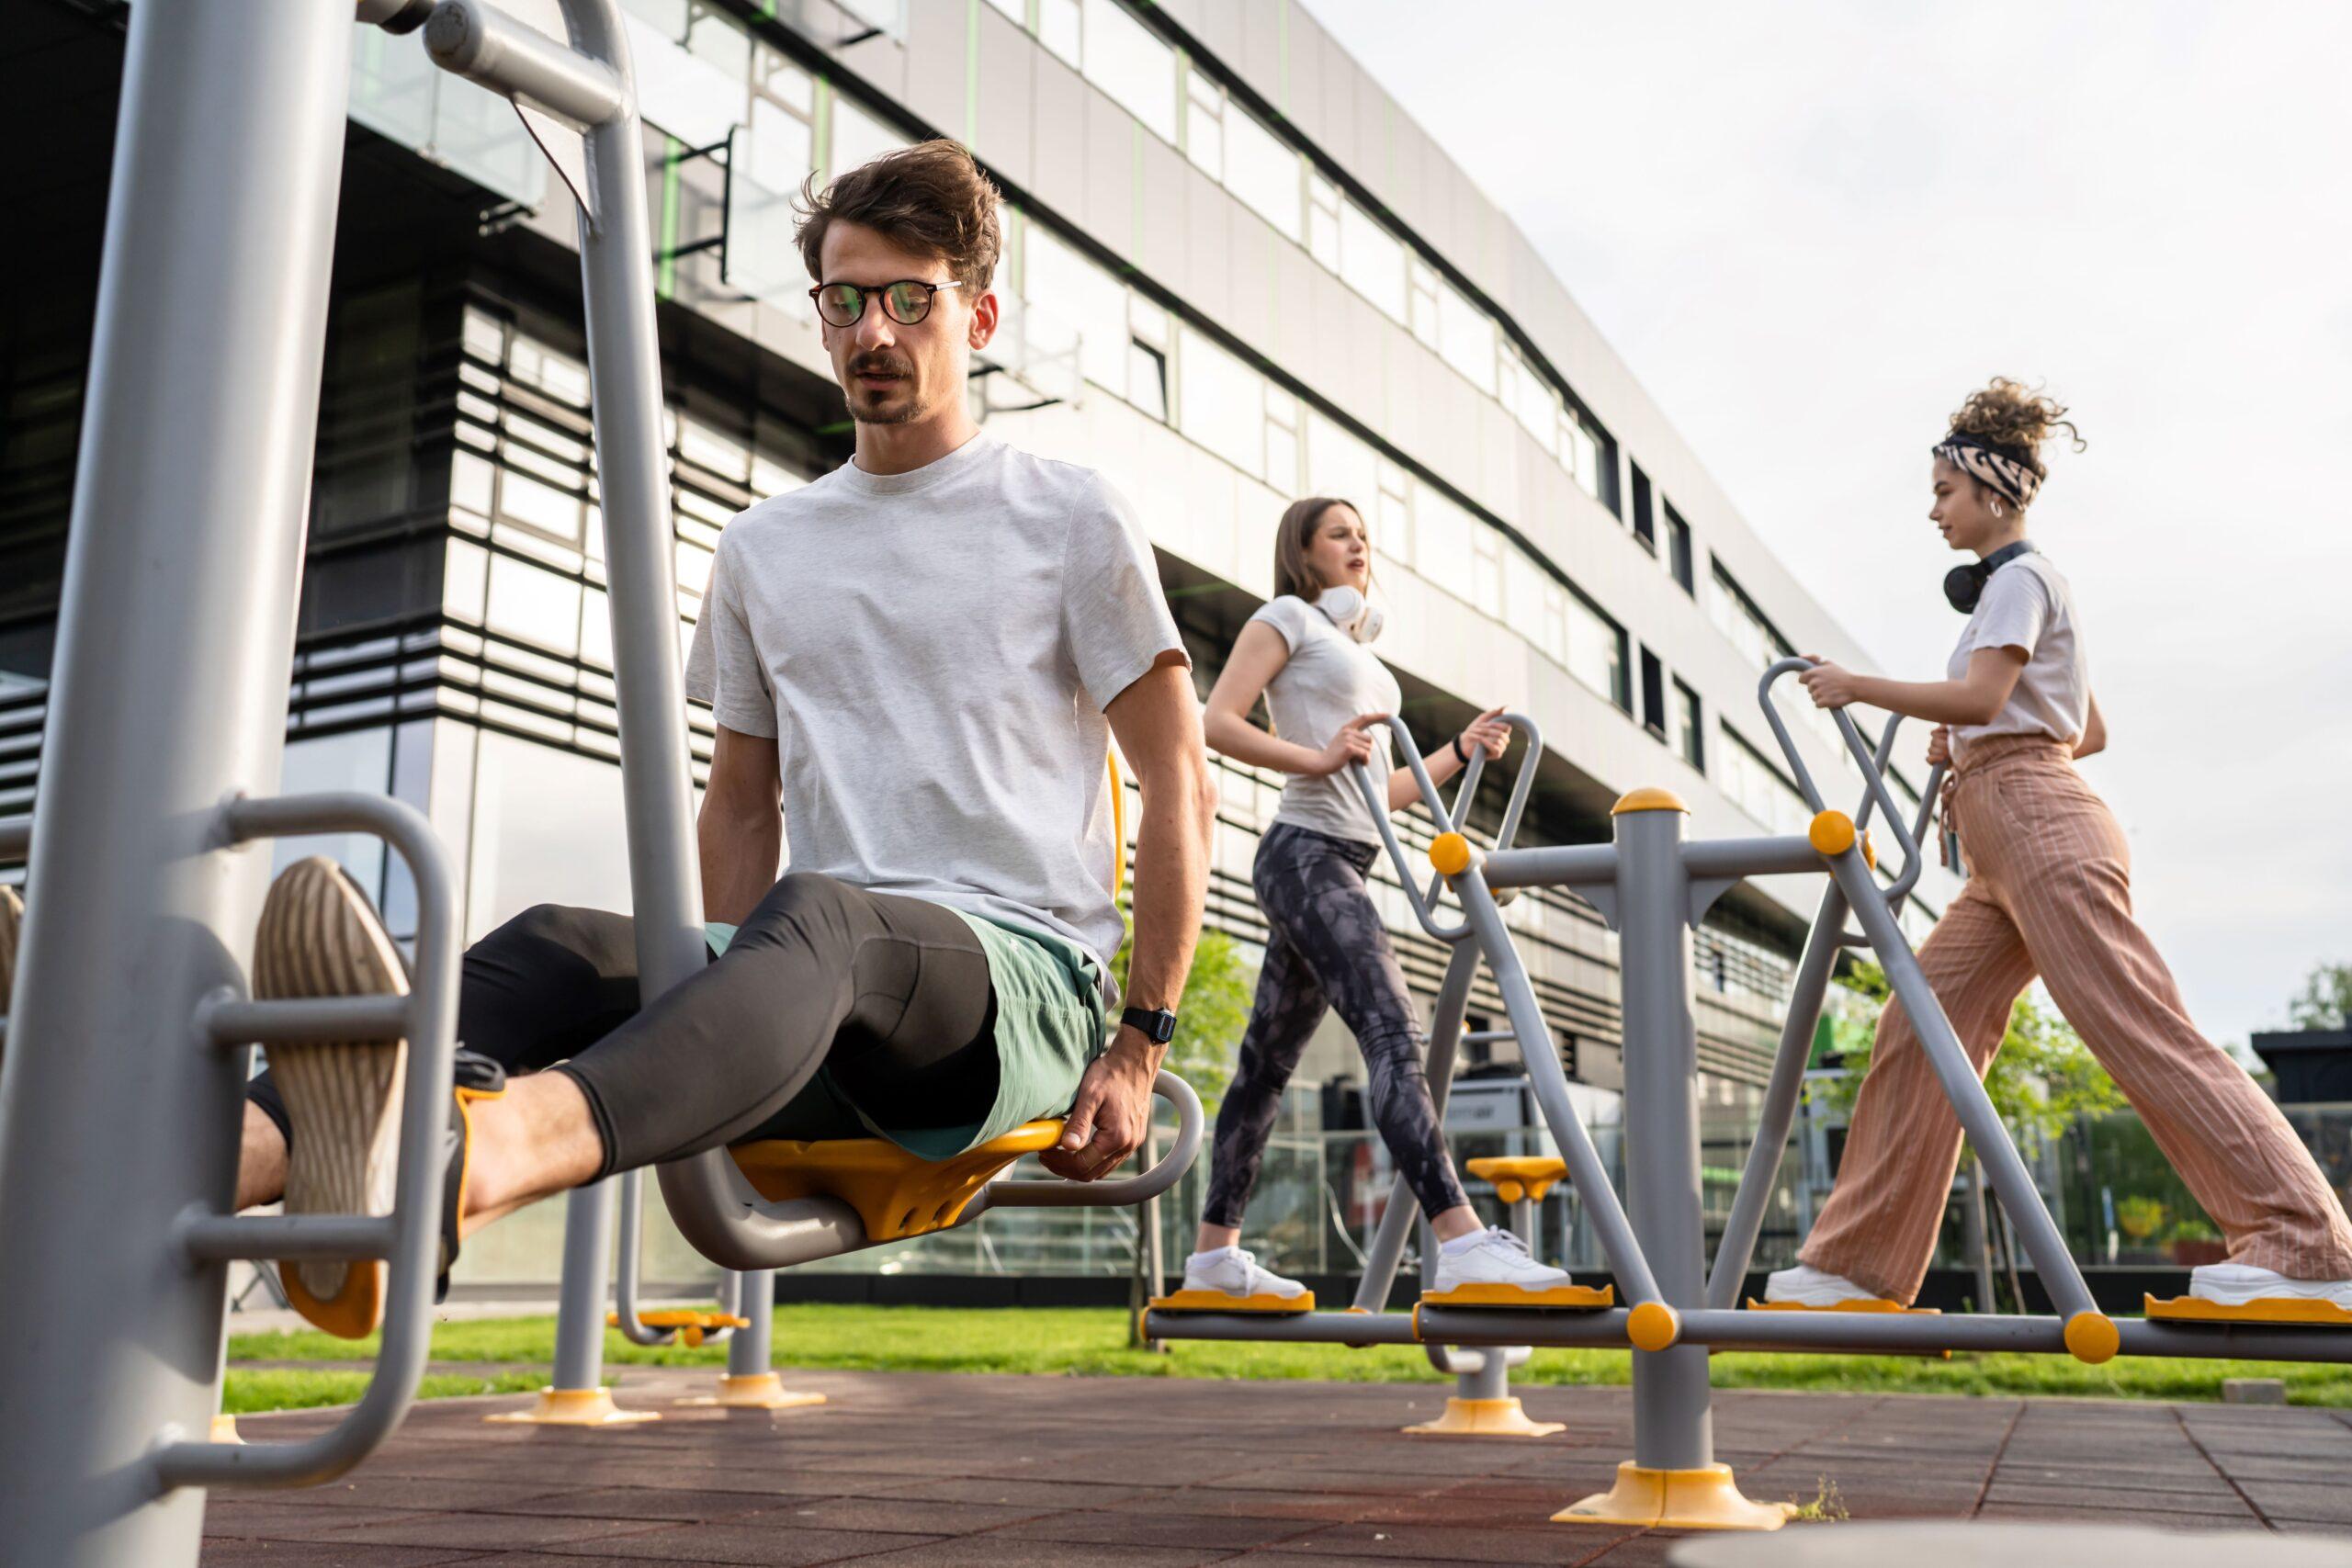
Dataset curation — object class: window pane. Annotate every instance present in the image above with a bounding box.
[1186,101,1223,179]
[1024,225,1129,393]
[1338,202,1407,321]
[272,728,394,897]
[829,94,905,179]
[1414,487,1476,603]
[1437,284,1495,394]
[497,468,584,540]
[445,537,489,622]
[1080,0,1176,143]
[1566,594,1626,709]
[1222,105,1300,240]
[624,8,745,147]
[486,556,583,656]
[1127,342,1169,423]
[1303,408,1377,505]
[1176,325,1264,478]
[1037,0,1080,66]
[466,733,638,942]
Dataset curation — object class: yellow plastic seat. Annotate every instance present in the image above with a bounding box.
[1464,1156,1570,1205]
[2144,1293,2352,1327]
[604,1309,751,1347]
[729,1121,1063,1243]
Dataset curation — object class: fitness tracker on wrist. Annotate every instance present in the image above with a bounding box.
[1451,734,1470,765]
[1121,1006,1178,1044]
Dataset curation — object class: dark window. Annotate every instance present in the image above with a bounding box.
[1674,679,1704,772]
[1664,502,1694,593]
[1639,646,1667,737]
[1630,463,1656,550]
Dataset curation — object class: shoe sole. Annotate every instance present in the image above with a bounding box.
[257,857,408,1339]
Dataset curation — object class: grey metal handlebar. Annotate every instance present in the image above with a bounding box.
[979,1070,1204,1211]
[1350,712,1544,943]
[155,790,460,1489]
[1759,658,1928,897]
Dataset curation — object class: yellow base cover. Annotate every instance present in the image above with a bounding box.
[1405,1396,1564,1438]
[1744,1295,1937,1314]
[2144,1293,2352,1326]
[485,1387,662,1426]
[1421,1281,1614,1310]
[1555,1461,1795,1531]
[1463,1156,1569,1204]
[1148,1288,1316,1314]
[729,1120,1063,1242]
[674,1372,827,1410]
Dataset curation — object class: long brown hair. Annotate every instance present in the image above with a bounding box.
[1272,496,1365,603]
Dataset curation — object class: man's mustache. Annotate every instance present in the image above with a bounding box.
[848,353,914,378]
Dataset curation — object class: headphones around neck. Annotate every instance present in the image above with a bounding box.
[1314,585,1385,644]
[1944,540,2036,614]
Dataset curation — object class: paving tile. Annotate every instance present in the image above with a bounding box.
[1979,1480,2256,1518]
[198,1544,490,1567]
[531,1522,942,1565]
[474,1488,808,1522]
[275,1511,675,1552]
[1272,1520,1592,1564]
[753,1497,1050,1535]
[203,1501,448,1539]
[842,1540,1224,1568]
[1007,1506,1317,1551]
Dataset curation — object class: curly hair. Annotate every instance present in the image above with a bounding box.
[795,139,1002,294]
[1947,378,2086,479]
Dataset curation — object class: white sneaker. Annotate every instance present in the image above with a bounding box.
[2190,1263,2352,1310]
[1431,1227,1573,1294]
[1181,1247,1308,1301]
[1763,1264,1883,1306]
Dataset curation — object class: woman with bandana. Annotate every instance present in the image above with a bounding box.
[1175,495,1576,1305]
[1767,378,2352,1313]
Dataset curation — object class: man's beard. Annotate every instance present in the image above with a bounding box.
[846,352,922,425]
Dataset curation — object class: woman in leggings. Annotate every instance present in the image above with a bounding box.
[1180,496,1570,1302]
[1769,378,2352,1310]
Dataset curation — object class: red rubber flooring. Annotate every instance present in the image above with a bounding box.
[199,1366,2352,1565]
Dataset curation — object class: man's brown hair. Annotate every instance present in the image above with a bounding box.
[795,139,1003,294]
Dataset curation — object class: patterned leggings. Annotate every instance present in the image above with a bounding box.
[1202,821,1468,1227]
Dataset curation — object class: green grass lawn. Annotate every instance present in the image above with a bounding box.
[222,1303,2352,1414]
[224,1368,545,1415]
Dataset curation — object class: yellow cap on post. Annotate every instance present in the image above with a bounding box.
[1611,787,1690,816]
[1625,1301,1680,1352]
[1862,830,1877,871]
[1808,809,1857,858]
[1429,832,1474,876]
[2064,1311,2120,1365]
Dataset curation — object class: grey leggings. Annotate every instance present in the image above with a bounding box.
[1203,821,1467,1227]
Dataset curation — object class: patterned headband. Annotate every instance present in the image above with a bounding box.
[1933,432,2041,510]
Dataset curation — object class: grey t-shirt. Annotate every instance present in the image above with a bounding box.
[1248,594,1402,845]
[1945,553,2089,756]
[684,434,1187,982]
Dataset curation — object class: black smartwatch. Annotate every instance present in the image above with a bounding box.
[1121,1005,1178,1044]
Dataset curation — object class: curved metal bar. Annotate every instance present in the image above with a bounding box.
[424,0,625,130]
[1351,759,1471,943]
[612,1169,674,1346]
[1883,761,1946,904]
[156,790,459,1489]
[1756,658,1831,814]
[978,1070,1203,1211]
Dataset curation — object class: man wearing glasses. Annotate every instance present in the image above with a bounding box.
[231,141,1213,1336]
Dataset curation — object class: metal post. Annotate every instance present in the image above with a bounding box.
[1351,942,1480,1310]
[436,0,710,1425]
[1705,883,1848,1307]
[0,6,354,1561]
[1613,806,1712,1473]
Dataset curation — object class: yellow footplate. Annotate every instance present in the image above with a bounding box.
[1744,1296,1938,1314]
[1148,1289,1316,1313]
[2144,1294,2352,1326]
[1421,1282,1615,1309]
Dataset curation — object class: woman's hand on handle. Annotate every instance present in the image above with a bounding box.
[1798,658,1864,711]
[1459,705,1510,761]
[1309,713,1388,778]
[1927,725,1951,767]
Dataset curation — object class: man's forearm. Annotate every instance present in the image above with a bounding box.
[1119,758,1214,1047]
[698,810,782,925]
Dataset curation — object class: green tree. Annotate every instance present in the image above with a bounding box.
[1804,961,2127,1140]
[2287,962,2352,1031]
[1108,904,1256,1114]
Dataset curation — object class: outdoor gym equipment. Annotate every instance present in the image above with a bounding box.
[1151,664,2352,1531]
[0,4,1197,1561]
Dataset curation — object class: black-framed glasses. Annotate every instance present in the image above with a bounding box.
[809,278,962,328]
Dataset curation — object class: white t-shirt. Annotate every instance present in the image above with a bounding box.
[684,434,1187,979]
[1248,594,1403,845]
[1945,552,2089,753]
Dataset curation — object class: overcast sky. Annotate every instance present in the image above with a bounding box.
[1302,1,2352,1051]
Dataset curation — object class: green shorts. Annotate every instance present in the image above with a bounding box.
[705,908,1107,1159]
